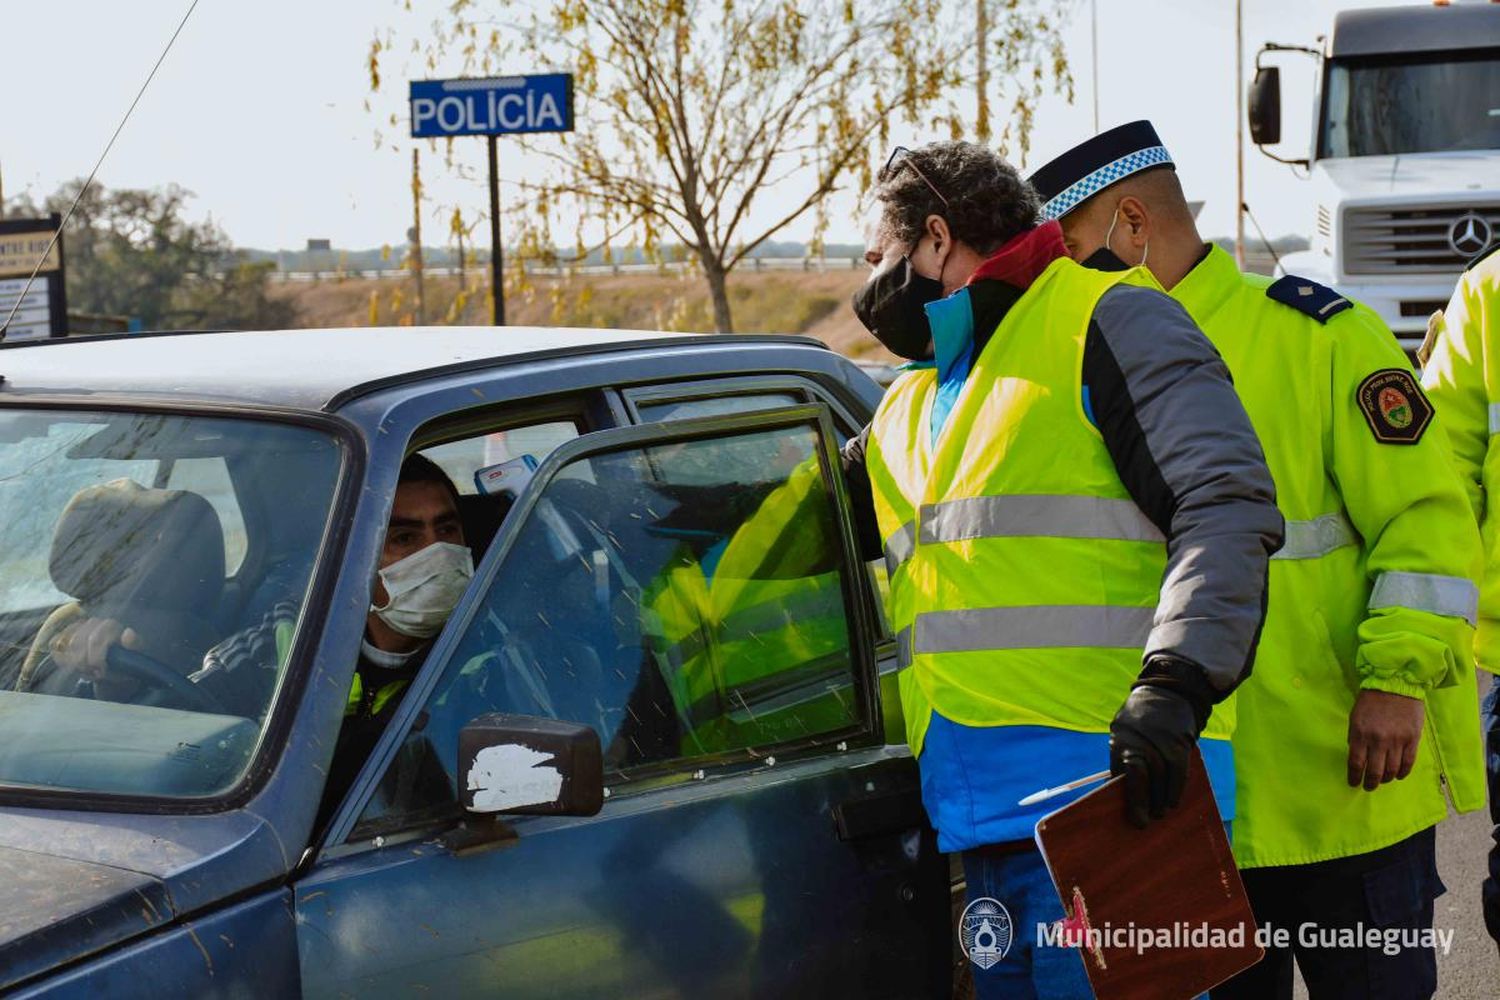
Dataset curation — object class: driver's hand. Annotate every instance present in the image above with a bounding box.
[50,618,140,679]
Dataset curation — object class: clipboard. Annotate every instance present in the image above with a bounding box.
[1033,748,1262,1000]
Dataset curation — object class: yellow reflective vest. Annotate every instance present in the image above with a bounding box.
[644,456,856,754]
[1422,245,1500,675]
[345,671,409,719]
[865,258,1235,758]
[1171,245,1485,868]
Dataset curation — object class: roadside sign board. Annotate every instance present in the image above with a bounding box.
[0,215,68,341]
[409,74,574,138]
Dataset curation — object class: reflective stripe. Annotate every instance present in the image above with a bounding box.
[1489,403,1500,436]
[913,605,1155,653]
[1271,512,1357,561]
[884,520,917,576]
[718,599,799,645]
[896,626,913,669]
[653,593,842,665]
[919,495,1164,544]
[274,621,294,668]
[1369,571,1479,627]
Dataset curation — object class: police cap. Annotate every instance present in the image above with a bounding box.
[1028,120,1175,223]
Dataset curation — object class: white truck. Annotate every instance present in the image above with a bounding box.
[1247,1,1500,353]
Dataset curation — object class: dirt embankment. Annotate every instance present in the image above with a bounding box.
[268,266,897,362]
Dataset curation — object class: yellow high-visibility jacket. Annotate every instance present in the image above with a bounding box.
[865,259,1240,757]
[1171,245,1485,869]
[1422,243,1500,675]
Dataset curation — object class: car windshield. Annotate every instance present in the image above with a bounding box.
[0,408,344,801]
[1321,50,1500,157]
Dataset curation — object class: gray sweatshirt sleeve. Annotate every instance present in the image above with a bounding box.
[1085,284,1283,696]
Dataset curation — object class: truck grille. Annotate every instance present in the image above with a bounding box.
[1344,204,1500,275]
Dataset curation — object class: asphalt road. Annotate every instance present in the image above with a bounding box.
[1429,796,1499,999]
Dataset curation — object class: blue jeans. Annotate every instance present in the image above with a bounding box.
[1483,677,1500,949]
[961,847,1093,1000]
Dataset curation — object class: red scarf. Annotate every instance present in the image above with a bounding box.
[967,220,1068,290]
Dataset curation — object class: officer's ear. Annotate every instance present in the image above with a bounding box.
[1115,196,1151,249]
[923,214,953,262]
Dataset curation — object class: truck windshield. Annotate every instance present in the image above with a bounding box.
[0,408,344,802]
[1321,50,1500,158]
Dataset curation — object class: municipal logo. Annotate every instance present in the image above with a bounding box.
[1356,369,1432,445]
[959,897,1014,970]
[1377,386,1412,429]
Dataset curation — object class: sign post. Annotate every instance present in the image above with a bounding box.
[409,74,574,326]
[487,135,504,326]
[0,214,68,341]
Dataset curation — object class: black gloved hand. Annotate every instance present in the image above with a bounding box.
[1108,685,1201,829]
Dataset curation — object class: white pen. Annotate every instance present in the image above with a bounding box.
[1016,769,1113,807]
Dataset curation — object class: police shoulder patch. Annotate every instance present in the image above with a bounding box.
[1356,369,1432,445]
[1265,275,1353,324]
[1465,241,1500,273]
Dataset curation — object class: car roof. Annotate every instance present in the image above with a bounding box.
[0,326,825,411]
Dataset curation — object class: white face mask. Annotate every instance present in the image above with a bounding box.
[370,541,474,639]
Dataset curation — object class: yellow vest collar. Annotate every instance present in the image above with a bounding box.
[1168,243,1241,326]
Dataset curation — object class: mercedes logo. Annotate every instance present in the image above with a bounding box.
[1449,212,1494,258]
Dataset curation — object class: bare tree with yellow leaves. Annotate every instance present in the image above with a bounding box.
[369,0,1072,333]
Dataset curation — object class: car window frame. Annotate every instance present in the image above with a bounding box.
[0,396,365,816]
[622,374,840,424]
[321,402,885,852]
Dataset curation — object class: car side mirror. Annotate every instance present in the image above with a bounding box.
[459,713,603,817]
[1248,66,1282,145]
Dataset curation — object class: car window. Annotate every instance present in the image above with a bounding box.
[355,417,865,835]
[421,420,580,495]
[0,430,158,616]
[0,410,344,800]
[636,383,892,641]
[165,457,248,573]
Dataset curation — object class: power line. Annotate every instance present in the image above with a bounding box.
[1,0,205,340]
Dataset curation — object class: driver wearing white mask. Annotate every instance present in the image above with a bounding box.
[325,454,472,798]
[48,454,476,804]
[200,453,473,811]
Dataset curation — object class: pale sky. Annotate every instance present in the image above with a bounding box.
[0,0,1420,251]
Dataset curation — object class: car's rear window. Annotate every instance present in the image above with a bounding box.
[0,408,344,801]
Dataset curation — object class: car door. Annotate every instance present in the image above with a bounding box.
[293,404,948,998]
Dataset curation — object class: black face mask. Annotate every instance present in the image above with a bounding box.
[851,256,944,360]
[1081,246,1130,272]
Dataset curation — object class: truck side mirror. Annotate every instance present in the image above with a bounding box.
[1248,66,1282,146]
[459,713,604,817]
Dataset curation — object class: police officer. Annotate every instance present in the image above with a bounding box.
[1030,121,1487,999]
[842,140,1282,998]
[1420,240,1500,956]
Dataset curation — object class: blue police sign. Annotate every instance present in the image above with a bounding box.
[409,75,574,139]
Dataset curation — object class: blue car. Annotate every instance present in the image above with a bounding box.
[0,327,948,997]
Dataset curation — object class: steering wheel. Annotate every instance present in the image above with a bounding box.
[105,645,229,715]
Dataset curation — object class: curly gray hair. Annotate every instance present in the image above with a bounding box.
[873,142,1040,255]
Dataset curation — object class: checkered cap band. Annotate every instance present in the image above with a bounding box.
[1038,146,1172,221]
